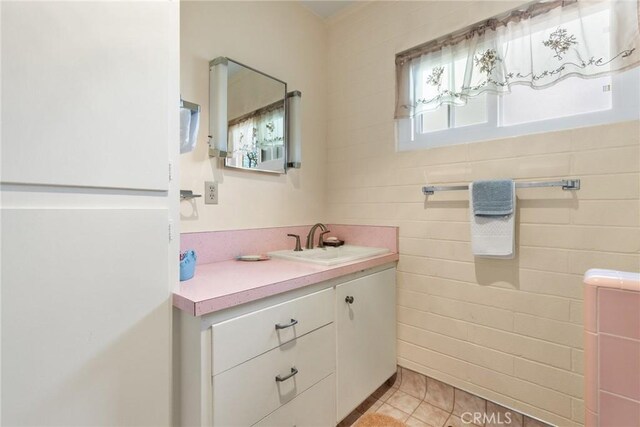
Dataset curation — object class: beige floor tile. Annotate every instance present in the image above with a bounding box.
[412,401,451,427]
[453,389,486,424]
[425,377,455,412]
[406,417,431,427]
[486,401,523,427]
[377,403,412,422]
[387,390,422,414]
[399,367,427,399]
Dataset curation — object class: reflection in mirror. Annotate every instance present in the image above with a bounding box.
[224,59,287,173]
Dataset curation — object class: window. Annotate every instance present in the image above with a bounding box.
[395,0,640,151]
[399,67,638,151]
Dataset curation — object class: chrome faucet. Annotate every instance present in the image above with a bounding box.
[306,223,328,249]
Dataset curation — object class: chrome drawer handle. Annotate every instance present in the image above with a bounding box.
[275,318,298,330]
[275,367,298,382]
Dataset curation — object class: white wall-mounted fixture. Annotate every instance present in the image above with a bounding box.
[209,57,230,158]
[287,91,302,169]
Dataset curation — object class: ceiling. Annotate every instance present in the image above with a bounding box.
[300,1,356,19]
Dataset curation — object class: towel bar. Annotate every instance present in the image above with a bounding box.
[422,179,580,195]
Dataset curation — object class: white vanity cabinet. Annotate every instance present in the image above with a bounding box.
[336,267,397,421]
[174,265,396,427]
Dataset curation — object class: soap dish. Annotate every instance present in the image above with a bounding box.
[236,254,271,262]
[323,239,345,247]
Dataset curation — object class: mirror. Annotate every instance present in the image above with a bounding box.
[219,58,287,174]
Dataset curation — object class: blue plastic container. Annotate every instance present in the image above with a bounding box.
[180,250,197,281]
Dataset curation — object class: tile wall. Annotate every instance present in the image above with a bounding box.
[326,1,640,425]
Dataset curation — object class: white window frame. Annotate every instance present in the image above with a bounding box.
[397,67,640,152]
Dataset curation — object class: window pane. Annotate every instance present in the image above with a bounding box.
[454,93,487,127]
[419,106,449,133]
[501,75,612,126]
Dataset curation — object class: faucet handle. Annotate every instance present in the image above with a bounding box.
[317,230,331,248]
[287,234,302,252]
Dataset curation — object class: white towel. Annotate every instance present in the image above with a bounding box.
[180,107,200,154]
[469,182,516,258]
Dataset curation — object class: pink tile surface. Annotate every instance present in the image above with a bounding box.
[584,331,599,413]
[584,268,640,424]
[181,224,398,264]
[173,253,399,316]
[599,288,640,340]
[600,334,640,401]
[180,225,311,265]
[584,269,640,291]
[599,391,640,427]
[584,284,598,333]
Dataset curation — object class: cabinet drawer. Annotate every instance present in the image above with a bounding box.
[213,324,335,427]
[253,374,335,427]
[212,287,334,375]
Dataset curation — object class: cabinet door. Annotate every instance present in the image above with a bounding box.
[1,1,172,190]
[336,268,397,421]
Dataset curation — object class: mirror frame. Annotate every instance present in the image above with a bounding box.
[210,56,288,175]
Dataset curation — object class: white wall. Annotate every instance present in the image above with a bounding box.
[0,1,179,425]
[180,0,328,232]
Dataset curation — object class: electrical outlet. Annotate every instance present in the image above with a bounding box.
[205,181,218,204]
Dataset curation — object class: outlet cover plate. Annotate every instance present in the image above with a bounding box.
[205,181,218,204]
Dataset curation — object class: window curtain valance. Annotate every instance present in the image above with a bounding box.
[228,101,284,167]
[395,0,640,119]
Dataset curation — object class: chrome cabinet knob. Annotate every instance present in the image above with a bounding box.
[345,296,354,304]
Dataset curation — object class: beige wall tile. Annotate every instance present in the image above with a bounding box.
[467,324,572,370]
[468,131,572,162]
[571,121,639,151]
[471,154,572,180]
[514,314,583,348]
[572,146,640,175]
[568,250,640,275]
[575,174,640,200]
[571,200,640,227]
[520,224,640,252]
[519,247,570,274]
[519,269,584,299]
[569,301,583,325]
[397,306,469,341]
[514,358,584,398]
[571,399,585,424]
[571,349,584,375]
[465,364,573,418]
[398,323,515,375]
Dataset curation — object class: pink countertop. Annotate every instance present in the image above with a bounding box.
[174,253,398,316]
[174,224,399,316]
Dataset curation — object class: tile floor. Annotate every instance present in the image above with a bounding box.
[338,367,554,427]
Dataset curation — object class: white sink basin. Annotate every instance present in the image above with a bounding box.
[268,245,389,266]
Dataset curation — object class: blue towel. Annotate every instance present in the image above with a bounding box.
[471,180,514,216]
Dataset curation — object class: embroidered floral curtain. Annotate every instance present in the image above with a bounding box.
[395,0,640,119]
[228,104,284,168]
